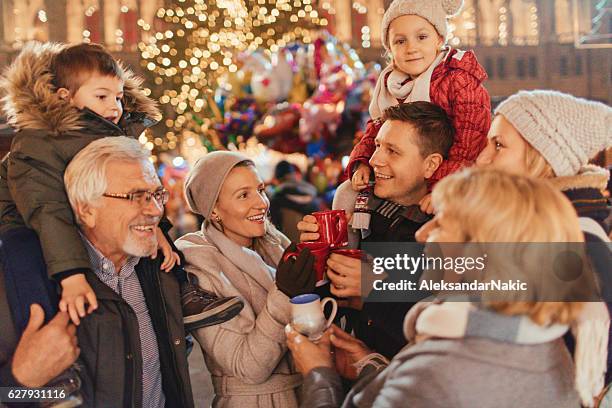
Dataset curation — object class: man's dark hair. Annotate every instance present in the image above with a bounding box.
[381,102,455,158]
[50,43,124,93]
[274,160,296,181]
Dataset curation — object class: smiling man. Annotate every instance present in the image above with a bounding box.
[344,102,455,357]
[369,102,452,219]
[63,136,194,407]
[300,102,455,358]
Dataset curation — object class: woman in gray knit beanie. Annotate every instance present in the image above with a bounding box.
[476,89,612,237]
[175,151,314,408]
[475,90,612,394]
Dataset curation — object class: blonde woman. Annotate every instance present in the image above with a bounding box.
[175,151,316,408]
[287,168,609,408]
[475,90,611,240]
[472,90,612,384]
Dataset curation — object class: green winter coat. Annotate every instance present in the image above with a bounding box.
[0,42,161,278]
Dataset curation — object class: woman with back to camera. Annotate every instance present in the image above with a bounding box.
[287,168,609,408]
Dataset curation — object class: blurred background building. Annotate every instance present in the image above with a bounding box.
[1,0,609,103]
[0,0,610,170]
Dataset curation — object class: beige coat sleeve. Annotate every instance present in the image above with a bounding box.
[182,243,293,385]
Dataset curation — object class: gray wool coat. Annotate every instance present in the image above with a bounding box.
[302,337,580,408]
[176,223,301,408]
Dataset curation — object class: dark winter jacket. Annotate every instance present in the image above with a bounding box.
[550,165,612,384]
[330,180,431,359]
[350,209,430,359]
[0,42,161,279]
[347,49,491,186]
[549,165,611,236]
[78,252,194,408]
[0,263,20,388]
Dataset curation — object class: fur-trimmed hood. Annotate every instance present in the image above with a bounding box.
[548,164,610,192]
[0,41,161,134]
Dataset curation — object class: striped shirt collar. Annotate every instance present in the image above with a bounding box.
[80,232,140,280]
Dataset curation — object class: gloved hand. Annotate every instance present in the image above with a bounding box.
[276,243,316,298]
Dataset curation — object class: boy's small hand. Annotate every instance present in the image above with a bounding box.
[351,163,371,191]
[59,274,98,326]
[153,227,180,273]
[418,193,435,215]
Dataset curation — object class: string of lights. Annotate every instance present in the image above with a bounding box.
[138,0,326,154]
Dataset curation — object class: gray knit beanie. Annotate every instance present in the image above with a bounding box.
[495,90,612,177]
[381,0,464,51]
[184,151,253,221]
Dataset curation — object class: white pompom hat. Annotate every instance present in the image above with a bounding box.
[381,0,464,51]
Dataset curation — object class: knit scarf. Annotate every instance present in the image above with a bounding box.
[404,300,610,407]
[368,48,448,120]
[351,189,429,238]
[205,223,287,313]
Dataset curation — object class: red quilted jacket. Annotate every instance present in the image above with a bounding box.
[347,48,491,187]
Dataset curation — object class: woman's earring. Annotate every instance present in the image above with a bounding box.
[212,213,224,231]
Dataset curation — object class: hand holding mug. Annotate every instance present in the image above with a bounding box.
[276,243,316,298]
[285,324,333,375]
[326,251,364,298]
[283,242,330,286]
[290,294,337,341]
[297,214,320,242]
[329,325,372,380]
[313,210,348,248]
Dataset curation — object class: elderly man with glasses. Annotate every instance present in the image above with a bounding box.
[63,136,195,407]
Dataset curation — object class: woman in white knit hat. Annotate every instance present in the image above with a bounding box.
[175,151,317,408]
[474,89,612,391]
[288,168,608,408]
[476,89,612,239]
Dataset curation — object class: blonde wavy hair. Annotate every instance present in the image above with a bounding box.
[431,168,586,325]
[524,141,556,178]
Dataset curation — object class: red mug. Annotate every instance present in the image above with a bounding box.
[283,242,330,284]
[313,210,348,248]
[331,248,364,260]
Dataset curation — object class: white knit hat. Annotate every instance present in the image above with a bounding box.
[381,0,464,51]
[495,90,612,177]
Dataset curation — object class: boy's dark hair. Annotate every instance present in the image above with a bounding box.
[382,102,455,159]
[50,43,123,93]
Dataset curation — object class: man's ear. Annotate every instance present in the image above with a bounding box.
[77,203,97,229]
[423,153,443,179]
[57,87,70,100]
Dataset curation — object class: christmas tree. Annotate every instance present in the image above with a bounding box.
[138,0,326,154]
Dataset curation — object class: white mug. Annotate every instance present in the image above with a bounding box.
[290,293,338,341]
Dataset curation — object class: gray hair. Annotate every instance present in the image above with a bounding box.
[64,136,152,222]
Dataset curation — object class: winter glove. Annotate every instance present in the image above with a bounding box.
[276,243,317,298]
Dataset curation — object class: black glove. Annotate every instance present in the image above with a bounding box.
[276,243,316,298]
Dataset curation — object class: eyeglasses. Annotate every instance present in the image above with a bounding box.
[103,188,169,207]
